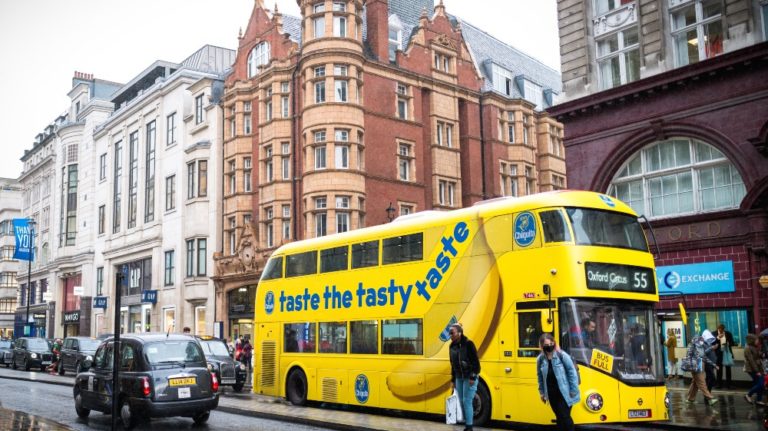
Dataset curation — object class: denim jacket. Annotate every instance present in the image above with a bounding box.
[537,350,581,407]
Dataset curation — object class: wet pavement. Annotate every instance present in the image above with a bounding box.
[0,406,73,430]
[0,367,766,431]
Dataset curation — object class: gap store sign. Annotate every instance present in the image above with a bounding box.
[657,260,735,295]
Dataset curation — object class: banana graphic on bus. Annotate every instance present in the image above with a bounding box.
[386,214,505,399]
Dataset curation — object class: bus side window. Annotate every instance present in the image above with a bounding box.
[350,320,378,354]
[262,256,283,280]
[382,233,423,264]
[540,210,571,243]
[320,246,349,273]
[319,322,347,353]
[352,240,379,269]
[382,319,423,355]
[517,312,543,358]
[286,251,317,277]
[284,322,317,353]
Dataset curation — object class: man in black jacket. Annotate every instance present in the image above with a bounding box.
[449,323,480,431]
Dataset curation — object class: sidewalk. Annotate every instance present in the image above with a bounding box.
[0,367,765,431]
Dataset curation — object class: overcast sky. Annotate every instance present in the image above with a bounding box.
[0,0,559,179]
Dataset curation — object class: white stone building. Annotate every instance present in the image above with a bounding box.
[91,45,233,337]
[0,178,22,338]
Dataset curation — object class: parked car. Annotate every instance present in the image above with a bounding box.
[58,336,101,375]
[12,337,54,371]
[0,339,13,367]
[196,336,247,392]
[73,333,219,429]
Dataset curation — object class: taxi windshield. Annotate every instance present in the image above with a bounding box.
[200,340,230,357]
[80,339,101,351]
[559,298,663,384]
[566,208,648,251]
[27,338,50,350]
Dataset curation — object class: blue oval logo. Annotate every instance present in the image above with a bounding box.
[265,291,275,315]
[439,316,458,342]
[599,194,616,207]
[354,374,370,404]
[514,212,536,247]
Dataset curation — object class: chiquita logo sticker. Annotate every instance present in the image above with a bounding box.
[265,291,275,315]
[354,374,370,404]
[514,212,536,247]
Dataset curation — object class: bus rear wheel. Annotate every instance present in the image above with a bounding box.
[472,380,491,427]
[286,368,308,406]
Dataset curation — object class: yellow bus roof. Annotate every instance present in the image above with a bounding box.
[270,190,637,256]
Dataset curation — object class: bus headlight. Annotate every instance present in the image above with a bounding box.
[585,392,604,412]
[664,392,670,409]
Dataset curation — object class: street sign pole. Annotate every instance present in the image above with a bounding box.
[111,266,124,429]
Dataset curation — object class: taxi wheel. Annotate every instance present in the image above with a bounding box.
[23,358,30,371]
[472,380,492,427]
[11,355,17,370]
[58,361,65,375]
[193,411,210,425]
[74,389,90,419]
[286,368,308,406]
[120,398,137,429]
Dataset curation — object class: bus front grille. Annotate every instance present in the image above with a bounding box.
[322,377,338,402]
[260,341,276,387]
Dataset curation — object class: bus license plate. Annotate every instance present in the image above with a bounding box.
[628,409,651,418]
[169,377,196,387]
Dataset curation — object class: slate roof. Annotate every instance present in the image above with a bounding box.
[181,45,237,74]
[282,15,303,46]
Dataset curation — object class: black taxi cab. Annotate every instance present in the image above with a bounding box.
[196,336,247,392]
[73,333,219,428]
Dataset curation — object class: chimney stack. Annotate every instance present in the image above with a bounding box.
[365,0,390,62]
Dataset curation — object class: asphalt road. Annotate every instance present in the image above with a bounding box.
[0,378,332,430]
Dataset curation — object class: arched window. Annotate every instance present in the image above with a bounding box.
[247,42,271,78]
[608,137,745,219]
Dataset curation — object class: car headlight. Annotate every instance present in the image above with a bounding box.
[239,363,246,371]
[85,355,93,361]
[664,392,670,410]
[585,392,604,412]
[30,353,38,359]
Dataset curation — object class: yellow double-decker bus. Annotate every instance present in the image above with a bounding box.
[253,191,668,427]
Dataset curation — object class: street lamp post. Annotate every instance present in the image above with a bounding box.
[24,218,36,336]
[386,202,396,222]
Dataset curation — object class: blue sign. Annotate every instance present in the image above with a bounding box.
[354,374,370,404]
[657,260,735,295]
[12,218,34,261]
[514,212,536,247]
[599,194,616,208]
[93,296,108,309]
[142,290,158,304]
[439,315,458,342]
[265,291,275,315]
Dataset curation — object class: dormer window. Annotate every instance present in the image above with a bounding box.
[247,42,270,78]
[388,15,404,61]
[522,79,543,110]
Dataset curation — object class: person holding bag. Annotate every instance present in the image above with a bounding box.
[715,324,735,389]
[685,330,719,406]
[448,323,480,431]
[665,328,679,379]
[537,333,580,431]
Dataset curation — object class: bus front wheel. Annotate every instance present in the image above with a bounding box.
[472,380,491,426]
[286,368,308,406]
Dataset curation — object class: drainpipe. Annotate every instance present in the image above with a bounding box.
[479,97,487,200]
[290,51,303,240]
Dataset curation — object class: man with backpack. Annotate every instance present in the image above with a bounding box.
[683,330,719,406]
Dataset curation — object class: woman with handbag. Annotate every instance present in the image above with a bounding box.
[665,328,678,379]
[537,333,580,431]
[448,323,480,431]
[716,324,735,389]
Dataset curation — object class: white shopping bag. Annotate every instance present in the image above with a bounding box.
[445,389,464,425]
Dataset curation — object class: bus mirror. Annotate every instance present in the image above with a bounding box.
[541,310,554,333]
[678,303,688,325]
[542,285,550,295]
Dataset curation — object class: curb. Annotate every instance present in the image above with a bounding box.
[216,405,383,431]
[0,373,73,388]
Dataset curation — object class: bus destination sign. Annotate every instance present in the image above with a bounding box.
[585,262,656,294]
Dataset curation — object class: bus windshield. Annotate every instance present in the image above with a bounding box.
[566,208,648,251]
[559,298,663,384]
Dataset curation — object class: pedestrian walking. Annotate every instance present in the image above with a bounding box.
[665,328,679,379]
[715,324,734,389]
[745,333,765,405]
[47,338,62,374]
[685,330,719,406]
[241,337,253,370]
[448,323,480,431]
[704,337,718,393]
[537,333,580,431]
[234,336,243,361]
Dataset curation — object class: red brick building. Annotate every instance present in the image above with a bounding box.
[213,0,565,340]
[551,0,768,350]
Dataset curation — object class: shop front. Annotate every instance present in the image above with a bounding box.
[116,258,153,334]
[227,285,255,343]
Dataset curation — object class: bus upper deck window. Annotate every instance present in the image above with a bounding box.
[321,245,349,273]
[540,210,571,243]
[286,251,318,277]
[382,233,423,265]
[352,240,379,269]
[262,256,283,280]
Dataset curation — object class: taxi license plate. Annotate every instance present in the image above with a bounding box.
[169,377,196,387]
[222,379,236,385]
[42,361,51,365]
[628,409,651,418]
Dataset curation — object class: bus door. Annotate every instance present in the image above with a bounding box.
[255,322,279,396]
[502,306,554,424]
